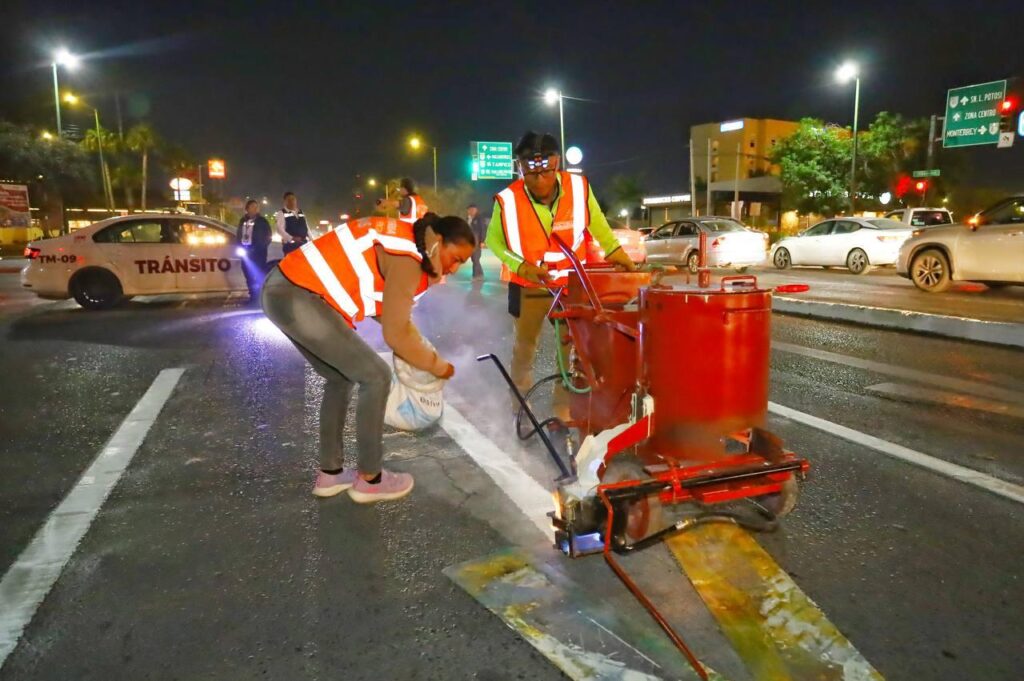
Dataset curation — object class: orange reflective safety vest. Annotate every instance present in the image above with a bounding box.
[399,193,429,225]
[278,217,429,326]
[496,171,590,288]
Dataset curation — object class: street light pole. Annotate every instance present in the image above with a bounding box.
[51,63,62,137]
[432,146,438,194]
[557,93,565,159]
[93,108,113,211]
[850,75,860,214]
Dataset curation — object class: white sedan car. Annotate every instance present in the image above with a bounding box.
[770,217,913,274]
[21,213,283,309]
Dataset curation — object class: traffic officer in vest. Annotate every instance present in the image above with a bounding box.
[262,213,475,503]
[375,178,428,225]
[275,191,309,255]
[485,131,635,421]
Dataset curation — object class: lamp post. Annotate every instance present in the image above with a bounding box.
[51,48,79,138]
[408,136,437,193]
[835,61,861,214]
[544,88,566,159]
[67,91,114,210]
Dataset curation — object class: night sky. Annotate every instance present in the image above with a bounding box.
[2,0,1022,217]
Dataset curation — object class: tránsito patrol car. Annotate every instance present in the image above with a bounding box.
[21,213,284,309]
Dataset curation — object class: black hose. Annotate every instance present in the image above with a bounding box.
[515,374,569,440]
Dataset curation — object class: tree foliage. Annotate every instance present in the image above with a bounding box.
[770,118,851,215]
[0,121,94,190]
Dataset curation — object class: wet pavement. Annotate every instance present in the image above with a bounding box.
[1,254,1023,680]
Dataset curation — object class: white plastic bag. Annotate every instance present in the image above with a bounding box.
[384,351,445,431]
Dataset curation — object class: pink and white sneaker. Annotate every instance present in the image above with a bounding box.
[312,469,358,498]
[347,470,414,504]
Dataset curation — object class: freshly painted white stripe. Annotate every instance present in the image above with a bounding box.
[0,368,185,668]
[569,174,586,244]
[498,188,523,257]
[864,382,1024,420]
[299,240,360,318]
[336,227,378,315]
[773,341,1024,405]
[768,400,1024,505]
[439,404,553,538]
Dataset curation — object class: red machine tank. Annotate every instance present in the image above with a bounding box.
[639,277,771,463]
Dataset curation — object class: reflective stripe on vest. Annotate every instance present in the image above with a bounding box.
[400,194,429,224]
[279,217,426,324]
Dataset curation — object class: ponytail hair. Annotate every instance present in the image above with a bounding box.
[413,212,476,277]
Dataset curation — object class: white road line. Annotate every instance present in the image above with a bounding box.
[0,368,185,669]
[439,404,553,539]
[768,401,1024,505]
[773,341,1024,405]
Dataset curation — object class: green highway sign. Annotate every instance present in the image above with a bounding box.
[912,169,941,178]
[471,141,514,181]
[943,80,1006,148]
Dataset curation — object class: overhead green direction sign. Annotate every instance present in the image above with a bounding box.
[943,80,1006,148]
[471,141,514,180]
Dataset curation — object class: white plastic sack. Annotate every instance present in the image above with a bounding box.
[384,351,445,431]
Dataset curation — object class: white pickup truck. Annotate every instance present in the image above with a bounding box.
[884,207,953,227]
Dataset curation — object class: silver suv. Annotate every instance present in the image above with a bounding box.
[897,197,1024,292]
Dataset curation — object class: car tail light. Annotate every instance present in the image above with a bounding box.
[24,247,41,259]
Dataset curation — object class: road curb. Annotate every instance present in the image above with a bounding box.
[773,296,1024,349]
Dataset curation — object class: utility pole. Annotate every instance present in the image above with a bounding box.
[706,138,712,216]
[924,114,940,207]
[196,164,204,216]
[688,139,697,218]
[733,143,741,219]
[849,76,861,214]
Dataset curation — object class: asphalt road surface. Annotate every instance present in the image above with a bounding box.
[2,253,1023,680]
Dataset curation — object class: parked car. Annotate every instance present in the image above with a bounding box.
[884,207,953,228]
[21,213,283,309]
[770,217,913,274]
[586,220,647,264]
[643,217,767,273]
[897,196,1024,292]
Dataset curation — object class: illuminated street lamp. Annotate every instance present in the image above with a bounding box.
[40,131,54,141]
[408,135,437,193]
[835,60,861,213]
[51,48,80,137]
[367,178,377,187]
[543,88,566,159]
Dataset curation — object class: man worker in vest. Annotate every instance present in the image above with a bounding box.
[275,191,309,255]
[377,178,429,225]
[485,131,635,421]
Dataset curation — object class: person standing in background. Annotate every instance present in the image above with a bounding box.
[275,191,309,255]
[467,203,486,279]
[237,199,272,301]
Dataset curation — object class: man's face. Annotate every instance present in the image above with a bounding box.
[521,154,560,200]
[245,203,258,217]
[467,206,478,219]
[284,195,297,211]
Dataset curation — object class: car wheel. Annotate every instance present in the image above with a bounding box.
[846,248,870,275]
[71,269,124,310]
[773,248,791,269]
[686,252,700,274]
[910,249,952,293]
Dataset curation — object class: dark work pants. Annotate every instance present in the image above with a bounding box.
[471,245,483,278]
[241,246,268,297]
[261,268,391,474]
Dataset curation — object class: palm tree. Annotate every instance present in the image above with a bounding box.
[81,126,118,209]
[126,124,158,210]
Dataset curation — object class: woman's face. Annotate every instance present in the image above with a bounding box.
[438,240,475,275]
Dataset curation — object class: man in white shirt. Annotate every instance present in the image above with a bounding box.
[274,191,309,255]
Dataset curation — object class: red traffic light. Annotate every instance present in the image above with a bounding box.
[1002,98,1017,113]
[915,180,927,192]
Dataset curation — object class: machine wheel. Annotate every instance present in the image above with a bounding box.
[70,269,124,310]
[773,248,791,269]
[686,252,700,274]
[602,455,664,544]
[846,248,870,275]
[754,477,799,518]
[910,249,952,293]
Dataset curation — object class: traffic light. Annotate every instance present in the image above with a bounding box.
[915,180,928,194]
[1000,97,1018,133]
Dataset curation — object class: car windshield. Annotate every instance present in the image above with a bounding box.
[866,219,908,230]
[702,219,745,233]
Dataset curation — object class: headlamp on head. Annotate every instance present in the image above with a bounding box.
[522,155,552,172]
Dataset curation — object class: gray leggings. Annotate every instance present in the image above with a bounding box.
[261,267,391,474]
